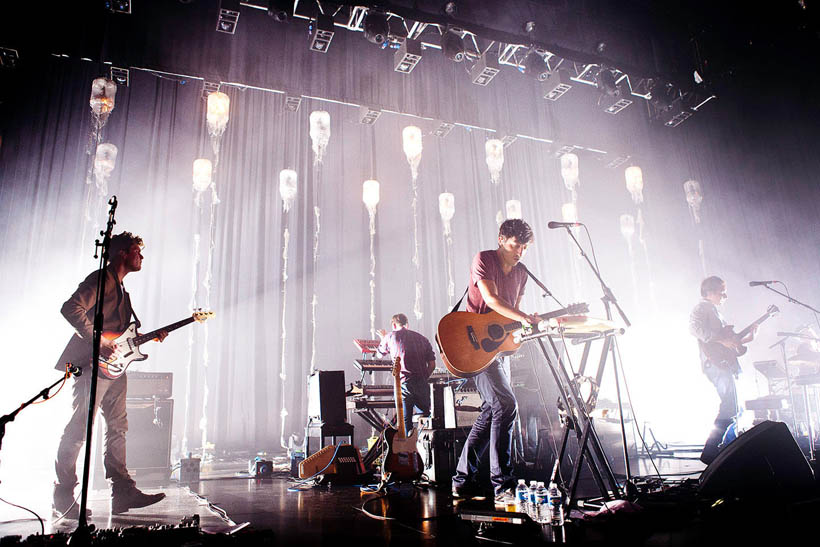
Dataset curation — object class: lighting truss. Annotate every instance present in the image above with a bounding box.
[500,133,517,147]
[359,106,382,125]
[310,13,335,53]
[605,154,631,169]
[433,121,455,138]
[394,39,422,73]
[110,66,130,86]
[217,0,241,34]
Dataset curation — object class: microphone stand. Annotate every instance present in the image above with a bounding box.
[560,225,637,499]
[0,367,82,454]
[758,283,820,334]
[72,196,117,543]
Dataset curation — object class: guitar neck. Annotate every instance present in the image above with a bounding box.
[503,308,569,333]
[133,317,195,346]
[393,368,406,441]
[737,313,771,339]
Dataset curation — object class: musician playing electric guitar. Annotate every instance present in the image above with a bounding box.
[689,276,759,465]
[451,219,541,502]
[53,231,166,519]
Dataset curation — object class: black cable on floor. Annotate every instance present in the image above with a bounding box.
[0,495,44,536]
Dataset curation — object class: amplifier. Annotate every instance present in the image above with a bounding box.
[127,371,173,399]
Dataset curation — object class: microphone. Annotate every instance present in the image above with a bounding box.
[749,280,777,287]
[548,221,583,229]
[67,364,82,377]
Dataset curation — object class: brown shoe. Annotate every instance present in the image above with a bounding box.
[111,487,166,514]
[53,484,91,520]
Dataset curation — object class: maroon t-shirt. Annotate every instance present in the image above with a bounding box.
[466,250,527,314]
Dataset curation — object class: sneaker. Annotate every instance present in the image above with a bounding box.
[494,487,515,504]
[111,486,166,515]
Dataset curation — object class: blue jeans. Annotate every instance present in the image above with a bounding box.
[452,359,518,495]
[701,363,739,462]
[401,376,430,435]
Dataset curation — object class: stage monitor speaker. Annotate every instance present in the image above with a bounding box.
[308,370,346,425]
[699,420,815,499]
[92,398,174,489]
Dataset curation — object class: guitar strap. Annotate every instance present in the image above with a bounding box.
[450,286,469,314]
[124,289,142,329]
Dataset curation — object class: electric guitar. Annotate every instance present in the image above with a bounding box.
[382,357,424,483]
[702,305,778,371]
[436,303,589,378]
[72,310,213,379]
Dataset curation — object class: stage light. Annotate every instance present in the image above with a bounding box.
[309,13,335,53]
[543,70,572,101]
[433,121,454,138]
[0,48,19,69]
[443,2,458,16]
[441,29,465,63]
[596,68,620,96]
[206,92,230,137]
[284,94,302,112]
[358,106,382,125]
[104,0,131,14]
[202,81,220,100]
[625,166,644,204]
[363,10,389,45]
[523,51,549,82]
[469,52,499,86]
[267,0,291,22]
[363,179,380,212]
[596,68,633,114]
[394,39,422,73]
[110,66,129,87]
[216,0,240,34]
[279,169,298,212]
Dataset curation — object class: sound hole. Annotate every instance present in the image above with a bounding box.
[487,324,505,340]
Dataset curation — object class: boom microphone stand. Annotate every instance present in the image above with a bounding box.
[72,196,117,543]
[557,223,637,499]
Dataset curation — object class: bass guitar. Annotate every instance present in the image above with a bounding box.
[382,356,424,483]
[67,309,214,379]
[436,303,589,378]
[703,304,778,371]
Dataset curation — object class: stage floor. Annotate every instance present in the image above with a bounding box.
[1,452,817,545]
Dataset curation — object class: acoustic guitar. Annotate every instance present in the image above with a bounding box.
[436,303,589,378]
[382,356,424,483]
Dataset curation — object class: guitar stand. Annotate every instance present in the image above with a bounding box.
[533,332,624,509]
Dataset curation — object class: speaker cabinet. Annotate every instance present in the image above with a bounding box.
[308,370,346,425]
[699,420,815,499]
[92,399,174,488]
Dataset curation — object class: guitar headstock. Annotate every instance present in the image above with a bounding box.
[392,356,401,379]
[565,302,590,315]
[193,308,215,322]
[767,305,780,316]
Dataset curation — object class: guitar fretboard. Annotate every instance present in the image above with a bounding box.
[133,317,196,346]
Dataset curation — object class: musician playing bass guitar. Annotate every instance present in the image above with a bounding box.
[451,219,541,502]
[53,231,166,518]
[689,276,757,464]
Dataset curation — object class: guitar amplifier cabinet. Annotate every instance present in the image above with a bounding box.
[126,371,173,399]
[417,428,468,487]
[308,370,347,425]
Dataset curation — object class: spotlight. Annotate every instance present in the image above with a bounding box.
[543,70,572,101]
[309,13,334,53]
[522,51,549,82]
[284,94,302,112]
[363,10,389,45]
[470,52,499,86]
[441,29,465,63]
[104,0,131,14]
[433,121,454,138]
[394,39,422,74]
[523,21,536,34]
[596,68,620,97]
[649,82,678,111]
[216,0,240,34]
[202,81,220,100]
[443,2,457,16]
[110,66,129,87]
[595,41,606,54]
[0,47,20,69]
[359,106,382,125]
[267,0,291,22]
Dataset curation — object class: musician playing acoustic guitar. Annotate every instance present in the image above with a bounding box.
[689,275,757,464]
[451,219,541,501]
[53,232,167,518]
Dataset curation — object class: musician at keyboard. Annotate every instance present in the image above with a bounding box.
[376,313,437,435]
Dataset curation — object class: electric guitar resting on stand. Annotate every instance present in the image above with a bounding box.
[436,303,589,378]
[382,356,424,483]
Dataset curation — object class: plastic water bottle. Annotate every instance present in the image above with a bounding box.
[535,482,549,523]
[515,479,529,514]
[548,480,564,527]
[528,481,538,519]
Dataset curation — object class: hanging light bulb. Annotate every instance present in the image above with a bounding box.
[506,199,522,219]
[560,153,580,193]
[439,192,455,234]
[402,125,423,180]
[206,91,230,138]
[363,179,380,214]
[309,110,331,164]
[561,202,578,223]
[620,214,635,240]
[89,77,117,116]
[279,169,298,212]
[485,139,504,184]
[192,158,213,192]
[625,165,644,204]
